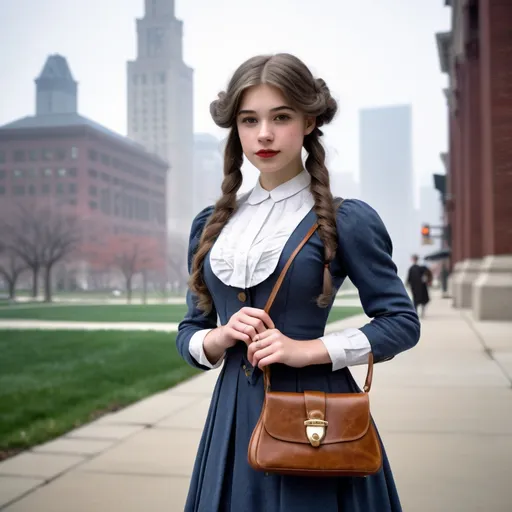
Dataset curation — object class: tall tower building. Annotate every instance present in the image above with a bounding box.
[35,55,78,116]
[359,105,415,278]
[127,0,194,235]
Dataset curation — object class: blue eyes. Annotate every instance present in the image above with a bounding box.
[241,114,291,124]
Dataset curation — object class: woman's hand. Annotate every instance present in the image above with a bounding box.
[247,329,326,369]
[203,307,275,364]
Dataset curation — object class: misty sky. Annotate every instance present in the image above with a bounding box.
[0,0,450,201]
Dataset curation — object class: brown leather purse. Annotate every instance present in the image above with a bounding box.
[247,223,383,477]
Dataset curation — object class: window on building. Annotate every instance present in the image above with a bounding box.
[0,170,5,179]
[101,172,110,183]
[57,168,67,177]
[69,183,77,194]
[100,189,111,215]
[43,168,53,177]
[26,168,37,178]
[13,150,25,162]
[28,184,36,196]
[0,151,5,163]
[89,185,97,196]
[56,183,64,195]
[101,154,111,166]
[88,149,98,161]
[160,72,166,84]
[42,149,53,161]
[42,184,50,195]
[55,149,66,161]
[89,200,98,210]
[71,146,79,159]
[69,198,77,206]
[29,150,38,161]
[141,74,147,85]
[13,185,25,196]
[133,74,138,85]
[13,169,23,178]
[68,168,77,177]
[88,168,98,178]
[114,193,121,216]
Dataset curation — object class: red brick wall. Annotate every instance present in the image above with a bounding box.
[479,0,512,256]
[464,21,484,260]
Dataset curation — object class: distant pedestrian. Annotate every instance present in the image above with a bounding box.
[406,255,432,317]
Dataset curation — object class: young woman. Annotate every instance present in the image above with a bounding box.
[176,53,420,512]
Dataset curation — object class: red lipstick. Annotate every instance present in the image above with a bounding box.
[256,150,279,159]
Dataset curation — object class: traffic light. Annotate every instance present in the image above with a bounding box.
[421,224,433,245]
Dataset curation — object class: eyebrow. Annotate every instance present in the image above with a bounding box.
[237,105,296,116]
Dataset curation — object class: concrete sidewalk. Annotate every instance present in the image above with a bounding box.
[1,295,511,511]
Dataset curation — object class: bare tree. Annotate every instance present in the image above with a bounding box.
[115,243,146,303]
[3,206,81,302]
[0,238,27,300]
[168,237,188,293]
[2,205,44,298]
[39,210,81,302]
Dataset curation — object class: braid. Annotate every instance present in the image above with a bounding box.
[189,129,244,313]
[303,128,338,307]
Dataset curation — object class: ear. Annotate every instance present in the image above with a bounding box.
[304,116,316,136]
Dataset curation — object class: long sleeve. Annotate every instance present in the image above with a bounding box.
[319,328,372,371]
[335,199,421,362]
[176,206,221,371]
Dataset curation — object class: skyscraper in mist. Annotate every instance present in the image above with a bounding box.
[359,105,415,278]
[127,0,194,236]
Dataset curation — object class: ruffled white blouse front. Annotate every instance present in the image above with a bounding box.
[209,170,314,289]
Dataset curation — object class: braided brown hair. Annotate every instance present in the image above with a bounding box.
[190,54,339,313]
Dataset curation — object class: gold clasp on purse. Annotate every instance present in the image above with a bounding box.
[304,418,328,447]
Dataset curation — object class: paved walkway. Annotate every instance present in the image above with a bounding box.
[1,295,511,511]
[0,297,361,332]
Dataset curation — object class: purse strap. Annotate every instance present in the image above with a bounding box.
[261,223,375,394]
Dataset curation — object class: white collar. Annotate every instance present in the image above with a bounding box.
[246,170,311,205]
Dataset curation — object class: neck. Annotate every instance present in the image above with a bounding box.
[259,158,304,191]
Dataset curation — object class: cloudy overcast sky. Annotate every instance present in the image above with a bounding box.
[0,0,450,196]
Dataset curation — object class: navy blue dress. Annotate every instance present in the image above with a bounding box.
[176,199,420,511]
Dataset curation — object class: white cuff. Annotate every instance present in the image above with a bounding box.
[319,328,372,372]
[189,329,225,369]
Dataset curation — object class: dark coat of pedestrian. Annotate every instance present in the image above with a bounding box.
[406,256,432,311]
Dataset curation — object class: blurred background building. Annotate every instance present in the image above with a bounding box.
[127,0,195,237]
[192,133,223,214]
[359,104,416,278]
[0,55,169,294]
[436,0,512,320]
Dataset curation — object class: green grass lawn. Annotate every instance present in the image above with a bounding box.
[0,304,363,323]
[327,306,364,322]
[0,330,199,459]
[0,305,364,459]
[0,304,189,323]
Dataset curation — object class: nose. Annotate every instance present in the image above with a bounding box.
[257,121,274,143]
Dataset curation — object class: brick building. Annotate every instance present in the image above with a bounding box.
[0,55,169,292]
[436,0,512,320]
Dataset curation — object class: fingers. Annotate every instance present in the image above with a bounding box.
[247,336,273,362]
[256,352,282,369]
[226,325,251,345]
[251,344,276,368]
[238,307,275,330]
[252,329,276,343]
[232,321,256,345]
[238,314,266,336]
